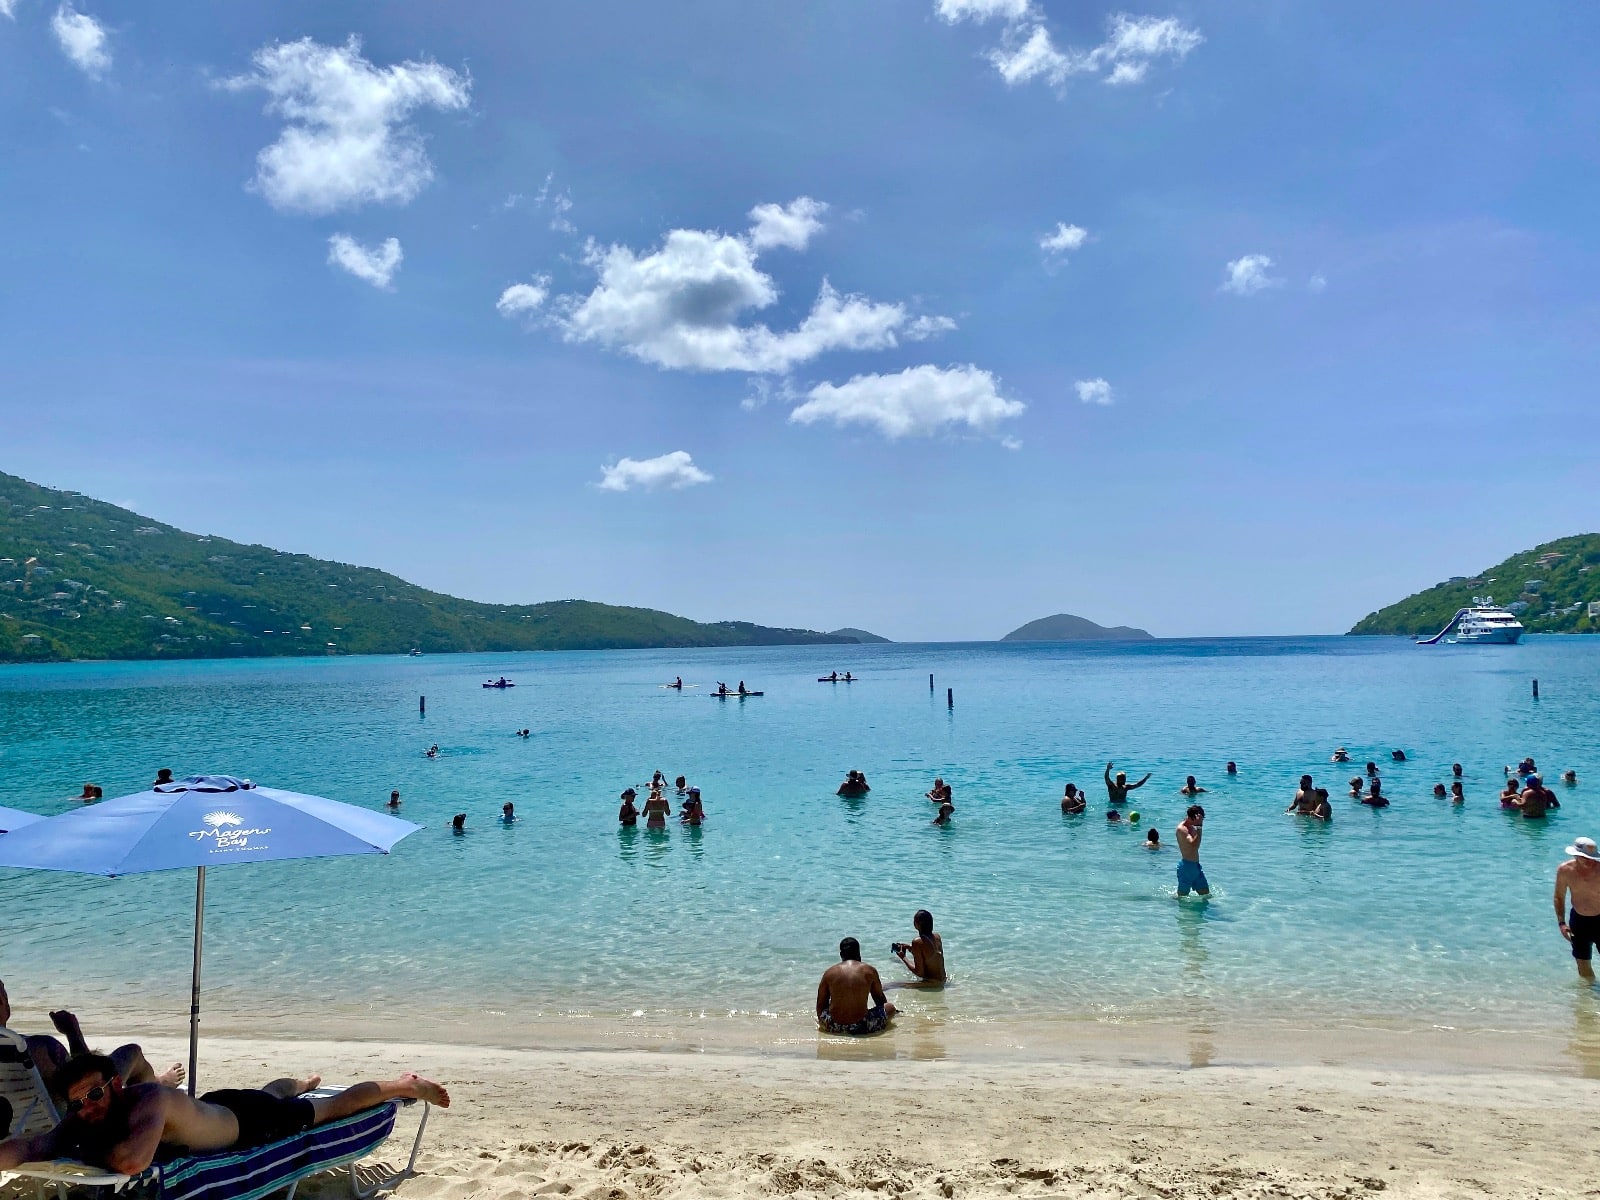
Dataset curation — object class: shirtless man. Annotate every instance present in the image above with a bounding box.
[0,1053,448,1176]
[0,981,182,1095]
[816,938,896,1036]
[892,909,947,983]
[1554,837,1600,981]
[1288,774,1317,814]
[1104,763,1151,805]
[1180,775,1206,797]
[1517,778,1548,819]
[1175,805,1209,897]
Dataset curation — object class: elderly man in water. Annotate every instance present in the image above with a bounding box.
[0,1052,449,1176]
[816,938,896,1036]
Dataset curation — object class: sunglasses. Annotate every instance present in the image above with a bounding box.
[63,1083,110,1114]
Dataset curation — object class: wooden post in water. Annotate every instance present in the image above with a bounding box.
[929,673,934,690]
[947,687,954,709]
[1532,679,1539,699]
[420,695,426,715]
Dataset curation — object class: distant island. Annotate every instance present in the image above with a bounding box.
[828,627,891,643]
[0,470,879,662]
[1350,534,1600,635]
[1000,613,1154,642]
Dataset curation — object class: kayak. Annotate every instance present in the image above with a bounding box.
[817,677,856,683]
[482,682,515,689]
[712,691,763,698]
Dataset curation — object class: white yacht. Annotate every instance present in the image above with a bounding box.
[1452,603,1525,644]
[1418,600,1525,645]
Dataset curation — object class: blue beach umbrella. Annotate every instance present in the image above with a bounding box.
[0,775,419,1093]
[0,806,43,833]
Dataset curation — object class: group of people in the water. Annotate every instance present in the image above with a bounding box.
[618,771,705,828]
[819,671,855,682]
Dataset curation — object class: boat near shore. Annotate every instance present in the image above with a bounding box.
[1417,600,1525,645]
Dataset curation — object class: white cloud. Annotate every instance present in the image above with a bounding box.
[1308,273,1327,294]
[553,213,944,373]
[1221,254,1281,296]
[1040,222,1088,259]
[1000,435,1023,451]
[51,5,109,77]
[789,364,1024,439]
[496,276,551,318]
[1075,377,1114,406]
[747,197,828,251]
[1,0,19,21]
[935,0,1031,20]
[533,172,576,233]
[326,234,402,289]
[906,314,958,340]
[962,8,1200,90]
[598,451,712,493]
[224,36,470,216]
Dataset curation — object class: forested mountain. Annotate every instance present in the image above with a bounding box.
[1349,535,1600,635]
[0,470,862,662]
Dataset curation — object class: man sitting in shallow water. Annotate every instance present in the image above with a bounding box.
[0,1053,449,1176]
[817,938,896,1036]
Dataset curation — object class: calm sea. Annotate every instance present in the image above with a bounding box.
[1,638,1596,1048]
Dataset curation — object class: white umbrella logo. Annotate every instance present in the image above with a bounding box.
[203,811,243,828]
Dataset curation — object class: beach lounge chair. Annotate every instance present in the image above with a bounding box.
[1,1027,431,1199]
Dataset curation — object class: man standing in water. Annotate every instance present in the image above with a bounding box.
[1175,805,1209,897]
[1554,837,1600,981]
[1104,762,1151,805]
[816,938,896,1035]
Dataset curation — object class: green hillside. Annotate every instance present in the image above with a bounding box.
[1349,534,1600,635]
[0,470,861,662]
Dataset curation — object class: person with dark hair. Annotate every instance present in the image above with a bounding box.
[892,910,946,983]
[1432,783,1448,799]
[1179,775,1206,797]
[153,769,174,787]
[0,980,183,1096]
[1365,761,1380,779]
[932,801,954,826]
[1361,780,1390,808]
[500,802,516,825]
[1449,781,1465,804]
[450,813,466,833]
[1348,776,1365,798]
[1175,806,1209,897]
[618,789,639,826]
[1311,789,1333,820]
[1060,783,1085,814]
[0,1053,449,1176]
[1225,761,1237,775]
[816,938,895,1036]
[1288,775,1317,814]
[1391,749,1407,762]
[1145,828,1162,848]
[387,790,401,809]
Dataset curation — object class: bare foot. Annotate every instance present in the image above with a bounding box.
[295,1074,322,1095]
[398,1072,450,1108]
[156,1062,187,1088]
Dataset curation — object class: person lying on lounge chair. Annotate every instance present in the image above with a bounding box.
[0,979,183,1095]
[0,1052,450,1176]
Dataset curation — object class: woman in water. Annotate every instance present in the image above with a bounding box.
[618,788,639,826]
[1449,781,1465,804]
[1060,783,1086,814]
[643,788,671,828]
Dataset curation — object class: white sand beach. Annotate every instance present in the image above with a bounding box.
[13,1023,1593,1200]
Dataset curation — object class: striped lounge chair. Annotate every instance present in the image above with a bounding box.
[1,1028,431,1199]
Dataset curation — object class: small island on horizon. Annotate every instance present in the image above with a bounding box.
[1000,613,1155,642]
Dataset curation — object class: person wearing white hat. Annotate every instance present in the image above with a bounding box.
[1553,837,1600,980]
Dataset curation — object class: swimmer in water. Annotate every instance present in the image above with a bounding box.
[1563,770,1578,786]
[1061,783,1086,814]
[1226,761,1237,775]
[643,788,671,828]
[77,783,98,801]
[1433,783,1448,799]
[1106,809,1123,823]
[1180,775,1206,797]
[1104,763,1151,805]
[1450,781,1465,804]
[501,802,516,825]
[426,745,439,759]
[1312,788,1333,820]
[1365,761,1380,779]
[1349,776,1365,797]
[451,813,466,834]
[1452,763,1463,778]
[1361,780,1390,808]
[675,775,688,794]
[1391,749,1407,762]
[153,769,174,787]
[926,778,952,804]
[618,788,639,826]
[1500,780,1521,807]
[1331,747,1350,763]
[680,787,705,825]
[933,801,954,826]
[1145,828,1161,849]
[388,790,401,809]
[1289,775,1318,814]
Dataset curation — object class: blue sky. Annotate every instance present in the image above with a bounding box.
[2,2,1596,639]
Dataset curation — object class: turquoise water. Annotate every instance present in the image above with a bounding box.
[0,638,1595,1040]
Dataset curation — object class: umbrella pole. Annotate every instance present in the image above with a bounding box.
[188,865,205,1096]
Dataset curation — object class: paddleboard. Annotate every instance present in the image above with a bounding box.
[659,683,700,689]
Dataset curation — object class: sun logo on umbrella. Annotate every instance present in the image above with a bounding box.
[203,811,244,828]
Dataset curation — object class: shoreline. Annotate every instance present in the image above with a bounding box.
[16,1029,1596,1200]
[16,1001,1600,1080]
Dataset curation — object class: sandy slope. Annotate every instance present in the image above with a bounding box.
[12,1034,1591,1200]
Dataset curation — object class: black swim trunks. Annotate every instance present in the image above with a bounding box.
[820,1002,891,1037]
[1569,909,1600,961]
[200,1089,316,1150]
